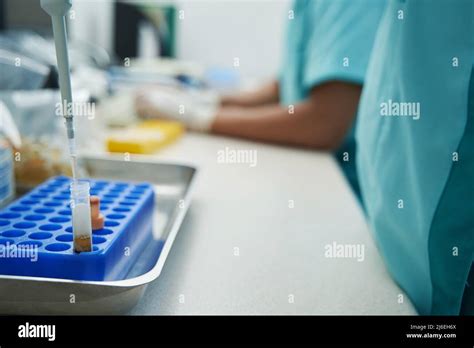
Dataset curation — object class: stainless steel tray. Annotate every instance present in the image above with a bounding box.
[0,154,198,314]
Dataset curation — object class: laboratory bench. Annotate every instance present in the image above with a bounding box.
[102,132,417,315]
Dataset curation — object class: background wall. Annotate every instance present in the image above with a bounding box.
[70,0,290,79]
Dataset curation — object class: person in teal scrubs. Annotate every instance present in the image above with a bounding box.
[135,0,386,199]
[356,0,474,315]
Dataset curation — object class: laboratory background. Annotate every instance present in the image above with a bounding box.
[0,0,472,321]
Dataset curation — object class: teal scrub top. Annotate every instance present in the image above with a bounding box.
[356,0,474,315]
[279,0,386,199]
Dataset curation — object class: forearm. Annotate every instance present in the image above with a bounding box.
[212,82,361,150]
[220,80,279,107]
[212,103,335,149]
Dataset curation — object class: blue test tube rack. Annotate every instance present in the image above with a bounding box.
[0,176,154,281]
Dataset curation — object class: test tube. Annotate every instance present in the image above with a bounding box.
[70,181,93,253]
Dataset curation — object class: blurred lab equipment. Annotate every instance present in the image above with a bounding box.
[0,49,52,90]
[106,120,183,154]
[0,89,103,190]
[0,101,19,208]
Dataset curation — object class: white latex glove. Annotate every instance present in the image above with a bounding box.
[135,87,220,132]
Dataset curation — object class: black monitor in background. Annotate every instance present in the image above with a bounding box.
[114,2,144,60]
[114,1,176,61]
[0,0,4,31]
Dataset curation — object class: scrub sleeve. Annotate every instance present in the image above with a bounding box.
[279,0,386,201]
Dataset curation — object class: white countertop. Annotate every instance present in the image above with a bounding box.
[128,133,416,315]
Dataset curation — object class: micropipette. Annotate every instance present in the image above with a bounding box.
[40,0,78,180]
[41,0,93,252]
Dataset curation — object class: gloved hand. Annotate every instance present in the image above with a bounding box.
[135,87,220,132]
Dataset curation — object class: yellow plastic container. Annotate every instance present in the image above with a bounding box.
[107,120,184,154]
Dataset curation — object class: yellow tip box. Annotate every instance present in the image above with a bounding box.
[107,120,184,154]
